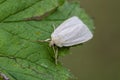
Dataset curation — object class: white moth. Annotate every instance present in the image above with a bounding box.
[38,16,93,64]
[50,16,93,47]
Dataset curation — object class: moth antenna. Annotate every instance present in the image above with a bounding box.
[0,72,9,80]
[37,38,51,43]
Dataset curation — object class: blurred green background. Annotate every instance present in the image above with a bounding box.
[61,0,120,80]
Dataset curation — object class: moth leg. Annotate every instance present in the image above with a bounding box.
[52,24,56,31]
[52,46,58,65]
[55,47,58,65]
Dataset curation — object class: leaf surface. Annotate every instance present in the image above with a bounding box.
[0,0,94,80]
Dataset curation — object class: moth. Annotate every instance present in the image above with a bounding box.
[38,16,93,64]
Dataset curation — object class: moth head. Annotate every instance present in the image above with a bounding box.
[49,40,55,47]
[50,37,63,47]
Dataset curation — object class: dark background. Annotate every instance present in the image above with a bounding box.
[61,0,120,80]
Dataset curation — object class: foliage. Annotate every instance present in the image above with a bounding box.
[0,0,94,80]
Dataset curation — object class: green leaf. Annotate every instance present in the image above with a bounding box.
[0,0,94,80]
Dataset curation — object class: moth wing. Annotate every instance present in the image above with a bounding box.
[52,16,81,34]
[61,24,93,46]
[51,16,93,47]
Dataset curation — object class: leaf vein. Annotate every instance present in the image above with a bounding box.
[1,0,42,22]
[0,0,7,5]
